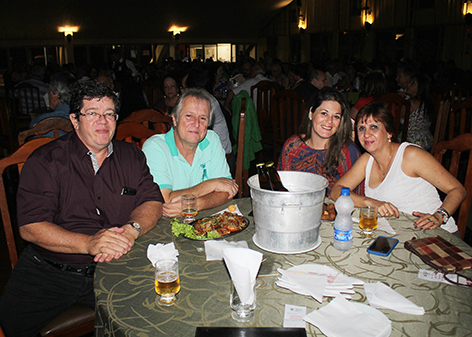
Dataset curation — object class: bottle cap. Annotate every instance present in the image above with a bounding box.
[341,187,351,196]
[256,162,265,168]
[266,161,274,168]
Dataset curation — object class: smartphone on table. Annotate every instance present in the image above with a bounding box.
[367,236,399,257]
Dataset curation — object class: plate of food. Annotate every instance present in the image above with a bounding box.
[171,211,249,240]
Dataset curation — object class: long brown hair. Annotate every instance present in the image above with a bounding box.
[299,87,351,175]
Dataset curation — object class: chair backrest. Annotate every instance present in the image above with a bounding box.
[431,100,450,153]
[442,83,469,104]
[448,96,472,140]
[433,133,472,239]
[377,93,411,143]
[234,98,249,198]
[13,82,43,115]
[115,122,161,149]
[250,81,282,140]
[122,108,172,133]
[0,137,54,269]
[18,117,73,146]
[271,89,306,162]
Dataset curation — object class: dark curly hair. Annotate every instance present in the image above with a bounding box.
[70,81,120,120]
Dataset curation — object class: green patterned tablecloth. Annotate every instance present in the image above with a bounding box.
[95,198,472,337]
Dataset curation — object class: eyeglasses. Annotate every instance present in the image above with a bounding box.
[79,112,119,121]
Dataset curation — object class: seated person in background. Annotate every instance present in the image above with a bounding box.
[404,73,434,151]
[0,81,164,336]
[29,71,78,136]
[330,102,466,234]
[152,75,181,116]
[278,87,363,196]
[143,88,238,218]
[349,71,387,120]
[309,69,328,92]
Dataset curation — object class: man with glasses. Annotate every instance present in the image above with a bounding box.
[0,81,164,337]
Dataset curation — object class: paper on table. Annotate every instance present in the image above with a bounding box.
[204,240,248,261]
[364,282,425,315]
[223,247,263,305]
[283,304,306,328]
[147,242,179,266]
[304,297,391,337]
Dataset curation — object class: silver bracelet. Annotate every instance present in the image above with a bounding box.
[435,208,450,224]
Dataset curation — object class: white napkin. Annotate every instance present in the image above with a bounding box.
[223,247,263,305]
[277,268,327,303]
[212,204,243,216]
[147,242,179,266]
[304,297,392,337]
[364,282,425,315]
[204,240,248,261]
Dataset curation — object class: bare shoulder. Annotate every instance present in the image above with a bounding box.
[402,144,440,176]
[403,144,434,162]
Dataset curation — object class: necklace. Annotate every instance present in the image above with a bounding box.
[377,145,395,179]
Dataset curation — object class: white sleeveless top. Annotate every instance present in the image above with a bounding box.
[365,143,457,233]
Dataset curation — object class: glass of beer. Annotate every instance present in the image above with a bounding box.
[359,205,378,237]
[154,259,180,306]
[181,193,197,223]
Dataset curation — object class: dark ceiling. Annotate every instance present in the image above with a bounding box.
[0,0,292,44]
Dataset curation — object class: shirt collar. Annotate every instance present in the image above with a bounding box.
[164,128,210,157]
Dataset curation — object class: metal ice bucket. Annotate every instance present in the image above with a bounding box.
[248,171,328,254]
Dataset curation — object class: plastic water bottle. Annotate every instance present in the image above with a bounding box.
[333,187,354,251]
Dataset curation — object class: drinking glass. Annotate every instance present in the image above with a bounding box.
[229,281,256,322]
[181,193,197,223]
[359,205,379,237]
[154,259,180,306]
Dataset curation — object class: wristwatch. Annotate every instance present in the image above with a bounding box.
[435,208,450,224]
[127,222,142,237]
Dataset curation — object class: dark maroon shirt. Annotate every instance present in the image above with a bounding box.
[17,132,164,266]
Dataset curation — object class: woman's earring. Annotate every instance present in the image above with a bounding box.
[388,136,392,142]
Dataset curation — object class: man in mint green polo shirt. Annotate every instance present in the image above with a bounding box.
[143,88,238,217]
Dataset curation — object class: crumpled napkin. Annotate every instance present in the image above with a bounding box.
[223,247,263,305]
[364,282,425,315]
[147,242,179,266]
[204,240,248,261]
[304,297,392,337]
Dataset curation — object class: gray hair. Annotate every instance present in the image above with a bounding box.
[172,88,215,127]
[49,71,78,105]
[309,69,323,82]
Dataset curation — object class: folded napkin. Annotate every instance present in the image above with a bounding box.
[364,282,425,315]
[204,240,248,261]
[304,297,392,337]
[223,247,263,305]
[276,264,363,301]
[277,268,327,303]
[147,242,179,266]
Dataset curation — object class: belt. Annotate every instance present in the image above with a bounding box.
[44,258,97,277]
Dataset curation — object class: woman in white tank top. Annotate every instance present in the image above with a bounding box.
[330,102,466,234]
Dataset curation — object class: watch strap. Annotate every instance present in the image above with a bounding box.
[435,208,450,224]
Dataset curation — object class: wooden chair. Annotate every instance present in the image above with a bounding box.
[377,93,411,143]
[122,108,172,133]
[433,133,472,240]
[12,82,43,115]
[234,98,249,198]
[115,122,161,148]
[0,137,95,337]
[250,80,283,146]
[448,97,472,140]
[442,83,469,105]
[271,90,305,162]
[18,117,73,146]
[431,100,450,154]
